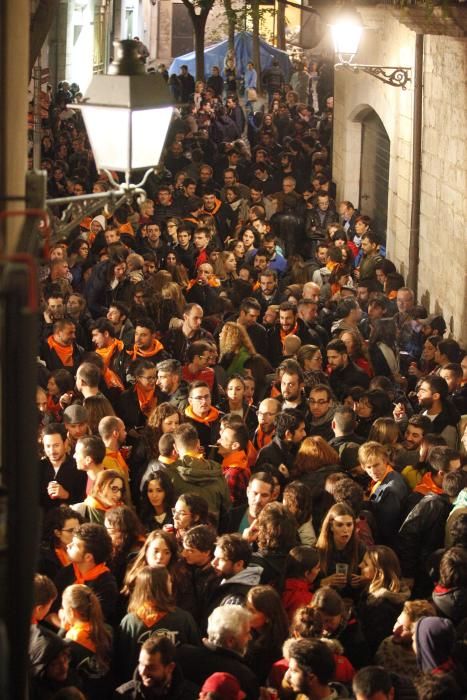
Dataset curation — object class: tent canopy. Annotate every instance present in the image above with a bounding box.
[168,31,292,80]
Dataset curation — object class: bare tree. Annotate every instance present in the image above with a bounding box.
[223,0,236,54]
[181,0,216,81]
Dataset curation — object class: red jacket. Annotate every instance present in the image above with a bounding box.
[281,577,313,621]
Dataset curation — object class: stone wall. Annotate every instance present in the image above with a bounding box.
[332,6,467,344]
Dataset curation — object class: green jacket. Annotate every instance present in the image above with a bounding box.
[169,456,232,523]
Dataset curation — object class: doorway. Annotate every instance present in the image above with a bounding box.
[359,109,390,242]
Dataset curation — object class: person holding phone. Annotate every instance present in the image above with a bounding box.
[316,503,366,598]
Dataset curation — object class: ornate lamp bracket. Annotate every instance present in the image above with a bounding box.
[335,62,411,89]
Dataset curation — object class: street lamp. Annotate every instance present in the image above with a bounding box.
[40,39,173,240]
[331,4,411,89]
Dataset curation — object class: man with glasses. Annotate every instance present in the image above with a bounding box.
[182,341,217,395]
[307,384,335,441]
[116,360,162,437]
[252,398,281,451]
[184,381,223,455]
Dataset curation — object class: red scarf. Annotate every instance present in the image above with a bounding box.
[47,336,73,366]
[185,404,220,425]
[47,394,62,420]
[128,338,164,361]
[72,562,110,585]
[135,384,157,416]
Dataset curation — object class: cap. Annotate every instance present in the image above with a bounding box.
[201,673,246,700]
[63,404,88,425]
[420,314,446,334]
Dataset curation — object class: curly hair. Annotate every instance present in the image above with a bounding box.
[256,502,297,552]
[282,481,313,526]
[144,402,182,458]
[219,321,256,358]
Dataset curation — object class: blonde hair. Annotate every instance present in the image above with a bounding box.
[368,417,400,446]
[358,441,389,466]
[219,321,256,357]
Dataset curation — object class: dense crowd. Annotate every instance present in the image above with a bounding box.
[30,62,467,700]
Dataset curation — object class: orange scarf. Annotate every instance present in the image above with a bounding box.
[186,276,221,292]
[84,495,112,511]
[246,440,258,469]
[255,426,274,450]
[128,338,164,361]
[185,404,220,425]
[72,562,110,585]
[415,472,444,496]
[103,367,125,391]
[135,384,157,416]
[370,465,394,496]
[65,621,96,653]
[222,450,250,471]
[280,323,298,349]
[135,604,167,628]
[55,547,71,567]
[96,338,125,367]
[47,335,73,367]
[104,449,129,478]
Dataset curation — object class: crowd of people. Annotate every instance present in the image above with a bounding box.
[30,59,467,700]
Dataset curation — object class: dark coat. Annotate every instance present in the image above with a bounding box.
[39,456,87,512]
[53,564,119,624]
[369,471,408,546]
[329,361,370,400]
[176,641,260,700]
[432,585,467,625]
[114,663,198,700]
[267,317,323,367]
[357,587,410,656]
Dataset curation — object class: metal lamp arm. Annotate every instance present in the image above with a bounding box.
[335,62,411,89]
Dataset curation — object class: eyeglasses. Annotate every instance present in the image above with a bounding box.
[109,485,124,494]
[171,509,190,518]
[61,527,79,534]
[256,411,277,418]
[139,375,157,382]
[309,399,330,405]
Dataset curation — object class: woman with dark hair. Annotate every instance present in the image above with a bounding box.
[243,354,274,404]
[241,226,261,263]
[251,502,298,589]
[46,368,75,420]
[369,318,401,381]
[293,436,341,513]
[104,505,146,588]
[37,505,82,580]
[172,493,210,547]
[136,402,182,464]
[282,481,316,545]
[67,238,90,291]
[116,566,200,680]
[164,249,190,288]
[244,585,289,684]
[138,469,175,532]
[296,345,329,391]
[408,334,442,382]
[316,503,366,598]
[83,394,116,435]
[354,389,393,440]
[217,375,258,436]
[123,529,179,597]
[116,359,158,435]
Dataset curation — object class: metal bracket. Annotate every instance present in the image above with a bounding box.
[335,63,411,89]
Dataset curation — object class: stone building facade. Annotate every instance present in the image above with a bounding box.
[332,5,467,344]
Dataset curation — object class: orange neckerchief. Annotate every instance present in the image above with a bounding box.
[47,336,74,366]
[65,621,96,653]
[119,222,134,237]
[103,367,125,391]
[255,426,274,450]
[252,280,260,292]
[186,276,221,292]
[159,455,177,465]
[104,449,129,478]
[135,604,167,628]
[222,450,249,471]
[55,547,71,567]
[96,338,125,368]
[270,385,281,398]
[415,472,444,496]
[128,338,164,361]
[280,323,299,349]
[72,562,110,585]
[201,198,222,216]
[370,465,394,496]
[135,383,157,416]
[84,495,112,511]
[185,404,220,425]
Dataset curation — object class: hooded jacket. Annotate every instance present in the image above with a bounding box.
[432,584,467,625]
[170,455,231,523]
[206,565,263,619]
[415,617,455,672]
[357,585,411,655]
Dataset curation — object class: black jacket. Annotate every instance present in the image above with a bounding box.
[176,641,260,700]
[114,664,198,700]
[255,435,297,482]
[397,493,452,579]
[39,456,87,512]
[53,564,119,624]
[329,361,370,400]
[163,327,214,364]
[267,317,323,367]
